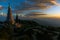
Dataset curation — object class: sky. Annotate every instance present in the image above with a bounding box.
[0,0,60,18]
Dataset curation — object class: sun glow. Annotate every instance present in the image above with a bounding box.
[27,14,60,18]
[44,14,60,18]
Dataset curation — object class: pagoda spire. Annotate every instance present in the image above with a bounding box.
[16,14,19,23]
[6,3,15,24]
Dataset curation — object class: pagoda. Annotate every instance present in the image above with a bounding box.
[6,4,15,24]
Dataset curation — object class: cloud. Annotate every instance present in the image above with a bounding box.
[1,0,58,13]
[14,0,59,12]
[27,0,58,9]
[25,12,47,17]
[51,0,60,6]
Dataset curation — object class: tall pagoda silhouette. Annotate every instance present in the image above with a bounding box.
[6,4,15,24]
[16,14,19,23]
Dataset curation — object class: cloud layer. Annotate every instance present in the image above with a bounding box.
[0,0,59,13]
[26,0,59,9]
[25,12,47,17]
[13,0,59,12]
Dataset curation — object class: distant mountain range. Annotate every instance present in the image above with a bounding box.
[18,17,60,27]
[34,18,60,27]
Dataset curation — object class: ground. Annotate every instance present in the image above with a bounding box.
[0,20,60,40]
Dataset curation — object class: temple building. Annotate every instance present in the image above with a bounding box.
[5,4,22,28]
[6,4,15,24]
[16,14,19,23]
[15,14,22,28]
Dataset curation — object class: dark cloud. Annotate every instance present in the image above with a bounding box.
[0,0,59,13]
[25,12,47,16]
[26,0,58,9]
[14,0,58,13]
